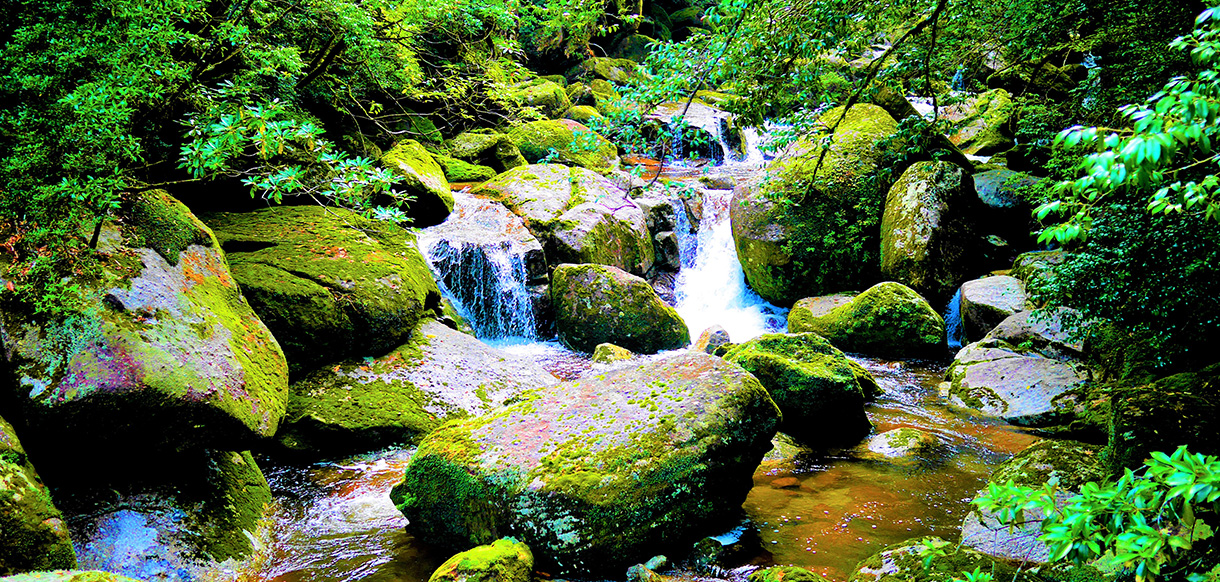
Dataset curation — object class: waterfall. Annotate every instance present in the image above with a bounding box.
[945,288,964,351]
[418,191,543,341]
[673,188,788,342]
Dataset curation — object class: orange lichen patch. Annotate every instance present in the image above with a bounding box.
[622,154,661,181]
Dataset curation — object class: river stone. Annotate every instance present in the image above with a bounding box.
[592,343,635,363]
[788,282,945,359]
[972,169,1039,246]
[277,320,559,458]
[0,573,143,582]
[382,139,454,227]
[1,189,289,455]
[693,326,731,354]
[436,155,498,183]
[626,564,664,582]
[863,427,938,461]
[723,333,874,448]
[880,161,980,304]
[849,536,1041,582]
[551,263,689,353]
[475,165,654,276]
[959,276,1027,341]
[507,79,573,118]
[1107,364,1220,475]
[945,338,1089,426]
[749,566,829,582]
[204,206,442,377]
[962,440,1106,563]
[447,131,528,172]
[507,119,618,170]
[985,308,1084,356]
[0,415,77,574]
[429,537,534,582]
[390,352,781,572]
[731,104,903,304]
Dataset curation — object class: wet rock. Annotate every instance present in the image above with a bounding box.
[749,566,829,582]
[732,105,903,304]
[849,536,1041,582]
[204,206,441,376]
[1,190,288,455]
[655,232,681,271]
[723,333,874,448]
[0,415,77,574]
[880,162,981,304]
[945,335,1089,426]
[626,565,664,582]
[1107,364,1220,475]
[864,427,938,461]
[0,573,143,582]
[447,131,528,172]
[390,352,780,572]
[788,282,945,360]
[507,119,618,170]
[506,79,572,118]
[428,538,534,582]
[592,342,635,363]
[698,174,736,190]
[633,197,678,233]
[644,555,669,571]
[962,440,1106,563]
[551,263,689,353]
[421,191,547,285]
[958,276,1027,342]
[277,320,559,458]
[985,308,1085,356]
[382,139,454,227]
[474,164,654,276]
[693,326,731,354]
[688,521,763,573]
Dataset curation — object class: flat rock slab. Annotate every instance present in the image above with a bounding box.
[391,352,780,572]
[946,341,1089,425]
[959,276,1027,341]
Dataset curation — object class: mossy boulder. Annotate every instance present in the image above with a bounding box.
[564,105,602,123]
[436,155,498,183]
[749,567,829,582]
[0,415,76,575]
[723,333,874,448]
[0,573,143,582]
[429,538,534,582]
[945,335,1089,426]
[947,90,1016,156]
[731,104,903,305]
[570,57,649,85]
[566,82,595,107]
[278,320,559,458]
[863,427,939,462]
[962,440,1106,563]
[849,536,1041,582]
[507,119,618,170]
[959,276,1028,342]
[0,190,288,456]
[881,162,981,304]
[447,132,528,172]
[987,62,1076,99]
[473,164,654,275]
[788,282,945,359]
[592,343,635,363]
[507,79,573,118]
[551,263,689,353]
[693,325,731,354]
[203,206,442,377]
[382,139,454,228]
[1107,364,1220,475]
[390,352,781,572]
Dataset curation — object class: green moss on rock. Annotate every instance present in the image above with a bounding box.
[506,79,573,119]
[849,536,1042,582]
[749,566,830,582]
[551,263,689,353]
[0,572,144,582]
[788,282,945,359]
[507,120,618,170]
[0,415,77,575]
[447,132,528,172]
[382,139,454,228]
[429,538,534,582]
[436,155,498,183]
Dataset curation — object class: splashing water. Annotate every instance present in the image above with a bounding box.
[945,288,964,351]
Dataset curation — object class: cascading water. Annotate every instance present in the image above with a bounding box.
[418,191,543,341]
[944,288,965,351]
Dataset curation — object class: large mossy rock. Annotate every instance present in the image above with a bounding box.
[436,155,498,183]
[429,538,534,582]
[959,276,1028,342]
[1107,364,1220,475]
[946,332,1089,426]
[277,320,559,458]
[731,104,903,305]
[880,162,980,304]
[381,139,454,228]
[723,333,874,448]
[204,206,442,376]
[0,415,76,575]
[962,440,1106,563]
[507,119,618,170]
[506,79,573,118]
[390,352,781,572]
[946,89,1016,156]
[569,57,649,84]
[987,62,1076,99]
[447,132,528,172]
[749,567,829,582]
[0,573,143,582]
[849,536,1041,582]
[551,263,689,353]
[0,190,288,455]
[473,164,654,275]
[788,282,945,359]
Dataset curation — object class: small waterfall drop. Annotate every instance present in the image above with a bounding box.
[418,191,543,341]
[945,288,964,351]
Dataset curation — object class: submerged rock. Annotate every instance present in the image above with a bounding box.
[429,538,534,582]
[390,352,780,572]
[880,162,980,304]
[277,320,559,458]
[382,139,454,228]
[849,536,1041,582]
[0,415,76,574]
[723,333,873,448]
[474,164,654,275]
[788,282,945,359]
[507,119,618,170]
[1,190,288,455]
[958,276,1027,342]
[204,206,442,376]
[551,263,689,353]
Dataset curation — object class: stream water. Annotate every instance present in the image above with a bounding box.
[73,112,1037,582]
